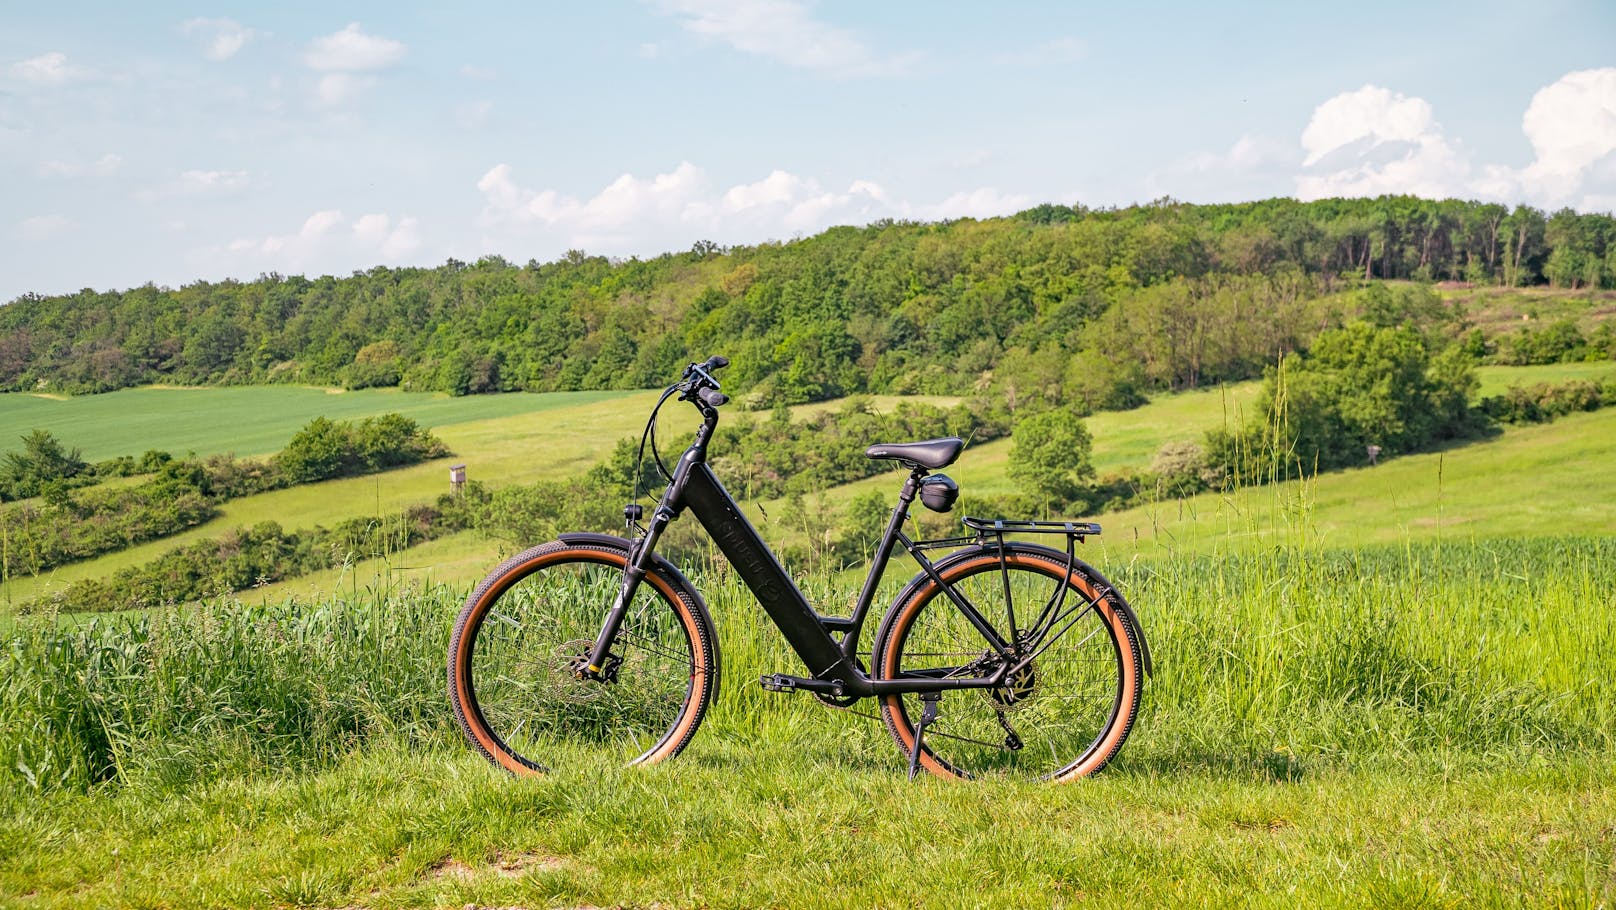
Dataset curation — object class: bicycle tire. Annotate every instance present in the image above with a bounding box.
[872,545,1143,781]
[447,539,718,774]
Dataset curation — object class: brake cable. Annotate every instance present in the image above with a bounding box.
[633,383,683,504]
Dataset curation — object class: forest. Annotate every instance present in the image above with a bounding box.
[3,196,1614,410]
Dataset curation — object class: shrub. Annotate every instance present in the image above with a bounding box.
[1008,408,1094,511]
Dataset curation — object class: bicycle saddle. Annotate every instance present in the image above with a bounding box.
[864,437,964,470]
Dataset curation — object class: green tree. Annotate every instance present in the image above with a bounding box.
[1,430,89,501]
[1008,408,1094,510]
[276,417,352,483]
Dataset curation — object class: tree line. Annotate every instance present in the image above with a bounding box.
[3,196,1613,408]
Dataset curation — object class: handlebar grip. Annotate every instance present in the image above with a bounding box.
[697,386,728,408]
[703,355,730,372]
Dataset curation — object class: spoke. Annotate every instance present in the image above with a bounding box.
[489,611,522,630]
[1028,609,1103,662]
[616,630,690,665]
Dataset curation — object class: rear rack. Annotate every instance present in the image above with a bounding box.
[961,516,1101,539]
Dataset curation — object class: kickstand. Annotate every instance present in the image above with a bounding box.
[907,692,942,781]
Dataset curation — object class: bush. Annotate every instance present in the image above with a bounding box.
[276,414,448,483]
[1478,379,1615,424]
[0,430,90,501]
[1206,322,1484,481]
[1008,408,1094,511]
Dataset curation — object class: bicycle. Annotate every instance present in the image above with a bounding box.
[448,356,1153,781]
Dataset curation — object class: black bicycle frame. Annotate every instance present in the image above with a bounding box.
[583,400,1017,701]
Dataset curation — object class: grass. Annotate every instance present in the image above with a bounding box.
[0,392,666,606]
[1087,406,1616,560]
[1442,284,1616,334]
[1,365,1607,609]
[3,535,1613,906]
[0,385,642,462]
[1474,360,1616,397]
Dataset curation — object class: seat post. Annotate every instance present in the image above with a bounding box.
[896,466,927,507]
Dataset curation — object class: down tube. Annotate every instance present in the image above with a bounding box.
[681,464,853,680]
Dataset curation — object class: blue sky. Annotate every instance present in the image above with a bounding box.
[3,1,1614,301]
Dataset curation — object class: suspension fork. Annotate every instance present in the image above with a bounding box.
[581,408,714,679]
[579,502,675,679]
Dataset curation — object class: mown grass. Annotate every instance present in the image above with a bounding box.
[0,385,641,462]
[1474,360,1616,397]
[1090,406,1616,559]
[2,534,1612,906]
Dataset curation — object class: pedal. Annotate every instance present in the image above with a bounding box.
[760,673,846,696]
[760,673,799,693]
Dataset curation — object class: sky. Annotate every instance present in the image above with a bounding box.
[3,1,1615,302]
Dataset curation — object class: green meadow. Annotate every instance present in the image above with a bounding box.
[6,364,1613,608]
[0,385,640,462]
[2,370,1614,906]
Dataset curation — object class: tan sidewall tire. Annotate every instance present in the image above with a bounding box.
[875,550,1142,782]
[447,542,716,774]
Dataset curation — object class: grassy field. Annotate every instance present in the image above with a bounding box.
[3,534,1612,906]
[3,374,1613,906]
[9,366,1611,610]
[0,385,641,462]
[1474,360,1616,396]
[1442,284,1616,335]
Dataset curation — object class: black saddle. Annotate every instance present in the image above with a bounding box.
[864,437,964,470]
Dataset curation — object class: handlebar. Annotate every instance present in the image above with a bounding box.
[681,355,729,410]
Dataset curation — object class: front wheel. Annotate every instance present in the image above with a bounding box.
[872,545,1143,781]
[447,539,718,774]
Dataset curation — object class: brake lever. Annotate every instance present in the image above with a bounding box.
[687,363,721,389]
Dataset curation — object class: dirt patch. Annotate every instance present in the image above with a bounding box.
[428,851,566,881]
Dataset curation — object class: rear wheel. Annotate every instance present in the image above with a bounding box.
[448,541,717,773]
[873,546,1143,781]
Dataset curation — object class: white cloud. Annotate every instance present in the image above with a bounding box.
[1291,72,1616,209]
[1295,84,1470,201]
[181,18,260,61]
[477,161,1029,256]
[304,23,407,72]
[1517,68,1616,204]
[1146,134,1299,202]
[459,64,497,80]
[209,209,423,273]
[18,214,75,239]
[352,213,422,259]
[652,0,917,76]
[915,187,1034,221]
[39,153,123,178]
[178,169,251,193]
[303,24,405,107]
[138,169,253,200]
[313,73,376,107]
[9,52,87,85]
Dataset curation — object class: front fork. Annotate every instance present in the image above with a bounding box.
[578,504,676,680]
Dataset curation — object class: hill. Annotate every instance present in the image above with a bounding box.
[4,198,1613,414]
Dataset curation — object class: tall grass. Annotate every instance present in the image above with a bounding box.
[4,535,1609,795]
[2,587,456,792]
